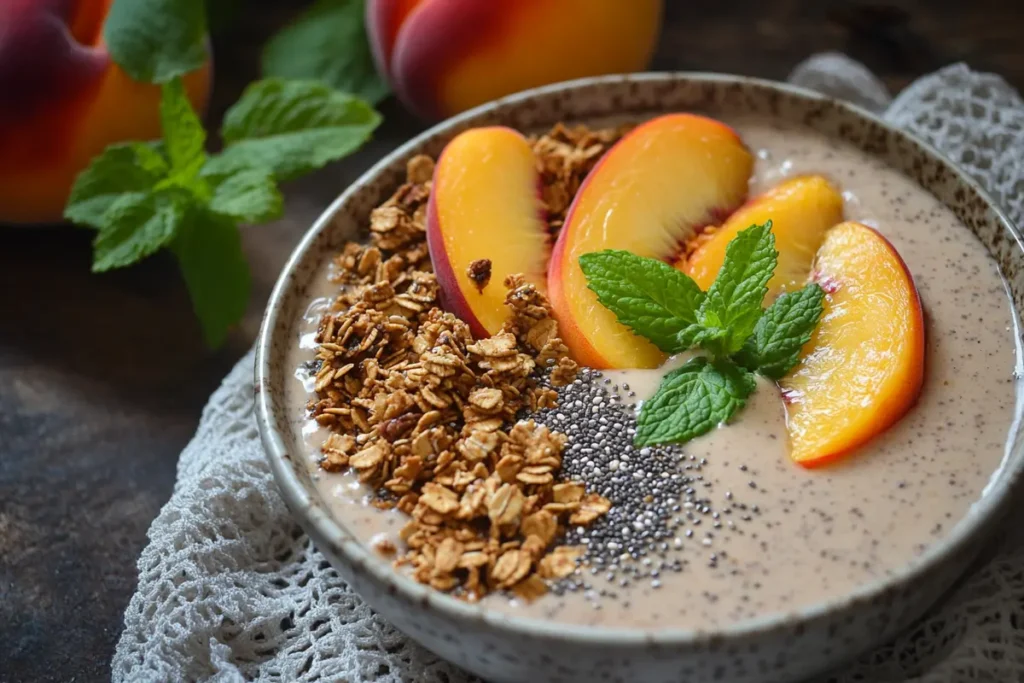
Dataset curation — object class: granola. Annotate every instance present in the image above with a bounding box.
[529,122,629,234]
[311,133,615,602]
[467,258,492,293]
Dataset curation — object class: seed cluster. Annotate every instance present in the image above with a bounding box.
[531,368,764,599]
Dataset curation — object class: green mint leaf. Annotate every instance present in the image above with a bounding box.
[208,169,284,224]
[104,0,208,83]
[91,190,188,272]
[204,79,382,181]
[735,284,826,379]
[172,208,250,348]
[635,358,756,446]
[687,326,728,351]
[160,77,206,182]
[720,358,759,397]
[65,144,169,228]
[262,0,389,104]
[579,250,706,353]
[699,222,778,355]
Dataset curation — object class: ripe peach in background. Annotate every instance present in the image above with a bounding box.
[547,114,753,370]
[366,0,663,120]
[0,0,211,224]
[681,175,844,302]
[427,126,550,338]
[781,221,926,467]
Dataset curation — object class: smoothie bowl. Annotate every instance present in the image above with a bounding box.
[255,74,1024,683]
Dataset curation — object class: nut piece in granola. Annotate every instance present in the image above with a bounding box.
[467,258,492,293]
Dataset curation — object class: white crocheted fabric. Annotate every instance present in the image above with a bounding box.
[112,56,1024,683]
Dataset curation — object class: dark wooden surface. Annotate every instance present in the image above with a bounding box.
[2,2,1022,681]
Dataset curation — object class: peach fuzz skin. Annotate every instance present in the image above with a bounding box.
[426,126,550,338]
[548,114,753,370]
[781,221,926,468]
[0,0,211,224]
[366,0,663,120]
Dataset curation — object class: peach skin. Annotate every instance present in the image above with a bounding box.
[548,113,753,370]
[0,0,211,224]
[366,0,663,120]
[781,221,926,468]
[681,175,844,302]
[427,126,550,338]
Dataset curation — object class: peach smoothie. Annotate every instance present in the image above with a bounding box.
[290,115,1019,630]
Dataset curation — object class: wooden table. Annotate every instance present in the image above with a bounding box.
[3,2,1021,681]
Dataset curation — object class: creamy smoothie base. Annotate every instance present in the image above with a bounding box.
[288,116,1019,630]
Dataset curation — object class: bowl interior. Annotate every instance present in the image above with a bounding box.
[256,73,1024,643]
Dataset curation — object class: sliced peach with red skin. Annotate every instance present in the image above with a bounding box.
[680,175,844,301]
[548,113,754,369]
[781,221,926,467]
[427,126,549,337]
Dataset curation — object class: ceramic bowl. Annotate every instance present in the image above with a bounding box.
[255,73,1024,683]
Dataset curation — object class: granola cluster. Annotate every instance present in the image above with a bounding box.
[310,130,619,601]
[529,122,629,232]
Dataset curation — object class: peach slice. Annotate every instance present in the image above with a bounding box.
[781,221,926,467]
[680,175,843,301]
[427,126,549,337]
[548,113,753,369]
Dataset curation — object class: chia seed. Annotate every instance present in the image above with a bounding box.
[530,367,760,601]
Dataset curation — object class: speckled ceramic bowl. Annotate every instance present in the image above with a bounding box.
[255,73,1024,683]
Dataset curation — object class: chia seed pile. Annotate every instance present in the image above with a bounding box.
[532,367,764,605]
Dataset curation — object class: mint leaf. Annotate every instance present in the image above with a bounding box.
[262,0,389,104]
[635,358,755,446]
[172,208,250,347]
[160,77,206,183]
[579,250,706,353]
[718,358,758,397]
[65,144,169,228]
[735,284,825,379]
[66,72,379,349]
[699,222,778,355]
[91,190,188,272]
[104,0,208,83]
[204,79,381,181]
[209,169,284,224]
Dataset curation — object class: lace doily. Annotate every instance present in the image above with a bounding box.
[112,56,1024,683]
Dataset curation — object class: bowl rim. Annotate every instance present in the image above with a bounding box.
[256,71,1024,646]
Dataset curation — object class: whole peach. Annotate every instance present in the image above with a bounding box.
[367,0,663,120]
[0,0,212,224]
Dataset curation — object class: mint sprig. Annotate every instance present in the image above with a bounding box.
[579,222,825,447]
[64,76,381,347]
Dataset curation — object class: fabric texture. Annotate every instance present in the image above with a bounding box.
[112,55,1024,682]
